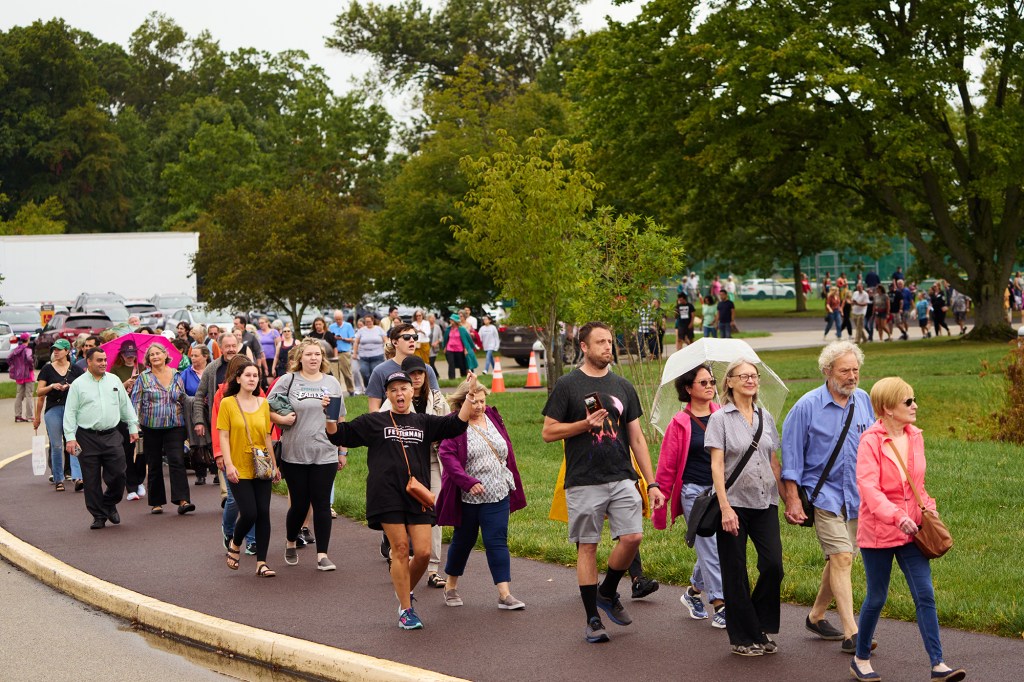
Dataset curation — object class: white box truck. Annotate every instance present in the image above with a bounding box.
[0,232,199,304]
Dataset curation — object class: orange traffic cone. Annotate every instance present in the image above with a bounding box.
[525,351,542,389]
[491,358,506,393]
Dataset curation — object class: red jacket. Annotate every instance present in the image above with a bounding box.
[652,403,721,530]
[856,420,936,549]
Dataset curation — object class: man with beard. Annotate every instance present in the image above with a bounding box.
[781,341,875,654]
[541,322,665,643]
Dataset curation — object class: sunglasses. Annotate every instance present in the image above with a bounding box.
[694,379,717,388]
[396,334,418,341]
[902,397,916,407]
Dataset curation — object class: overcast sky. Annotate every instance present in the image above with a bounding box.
[2,1,642,117]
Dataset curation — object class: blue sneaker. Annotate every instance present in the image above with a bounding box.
[680,586,708,620]
[595,591,632,626]
[398,607,423,630]
[712,605,726,629]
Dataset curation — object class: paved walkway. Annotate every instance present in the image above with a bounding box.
[0,417,1020,681]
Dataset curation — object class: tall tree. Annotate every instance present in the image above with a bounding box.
[575,0,1024,338]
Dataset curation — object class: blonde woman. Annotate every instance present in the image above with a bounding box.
[268,338,344,571]
[824,287,842,340]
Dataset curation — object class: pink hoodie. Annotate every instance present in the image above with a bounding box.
[856,420,936,549]
[652,403,721,530]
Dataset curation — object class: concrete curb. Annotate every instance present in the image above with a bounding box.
[0,451,465,682]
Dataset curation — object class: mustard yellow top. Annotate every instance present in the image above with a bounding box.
[217,396,270,480]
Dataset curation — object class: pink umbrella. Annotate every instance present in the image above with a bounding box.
[99,333,183,370]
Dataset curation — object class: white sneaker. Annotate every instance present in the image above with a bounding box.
[137,484,146,497]
[126,492,140,501]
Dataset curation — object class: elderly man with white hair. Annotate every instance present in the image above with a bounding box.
[780,341,876,655]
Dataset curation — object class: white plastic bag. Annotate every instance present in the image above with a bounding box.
[31,432,47,476]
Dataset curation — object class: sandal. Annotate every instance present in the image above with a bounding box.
[226,545,240,570]
[427,573,447,588]
[151,506,163,515]
[55,482,65,492]
[256,563,276,578]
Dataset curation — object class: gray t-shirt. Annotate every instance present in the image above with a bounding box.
[268,372,344,465]
[366,358,440,399]
[354,326,387,358]
[704,403,780,510]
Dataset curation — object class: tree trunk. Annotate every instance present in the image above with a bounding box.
[543,311,562,395]
[792,259,807,312]
[966,278,1015,341]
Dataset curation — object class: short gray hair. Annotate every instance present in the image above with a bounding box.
[818,341,864,376]
[723,357,760,406]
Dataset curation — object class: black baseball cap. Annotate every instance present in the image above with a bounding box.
[384,370,412,388]
[401,356,427,374]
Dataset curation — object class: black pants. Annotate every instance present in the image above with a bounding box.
[715,505,783,646]
[281,461,336,553]
[76,428,127,521]
[119,421,145,489]
[143,425,190,506]
[429,354,439,378]
[446,350,467,379]
[228,478,272,562]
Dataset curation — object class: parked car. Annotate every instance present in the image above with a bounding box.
[0,305,46,337]
[124,299,160,326]
[85,304,131,326]
[33,312,113,368]
[739,278,796,300]
[496,324,574,367]
[166,305,236,334]
[72,291,125,313]
[0,321,12,370]
[151,293,197,322]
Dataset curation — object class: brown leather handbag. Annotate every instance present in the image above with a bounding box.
[888,442,952,559]
[390,412,435,511]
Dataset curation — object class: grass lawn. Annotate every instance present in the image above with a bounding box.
[733,297,835,318]
[238,339,1024,637]
[0,382,17,400]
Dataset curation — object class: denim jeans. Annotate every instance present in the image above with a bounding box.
[44,407,81,481]
[444,495,511,584]
[718,323,732,338]
[222,473,256,546]
[858,543,943,665]
[681,482,724,601]
[703,325,716,338]
[824,309,842,338]
[484,350,496,373]
[358,355,384,383]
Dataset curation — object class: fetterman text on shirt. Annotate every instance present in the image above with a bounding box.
[385,426,424,444]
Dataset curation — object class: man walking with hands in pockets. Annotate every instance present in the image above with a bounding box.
[63,347,139,530]
[781,341,875,654]
[542,321,665,644]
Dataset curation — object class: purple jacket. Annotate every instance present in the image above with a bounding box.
[8,344,35,383]
[436,406,526,526]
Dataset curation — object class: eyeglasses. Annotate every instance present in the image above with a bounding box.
[695,379,717,388]
[902,397,916,407]
[730,373,760,383]
[397,334,418,341]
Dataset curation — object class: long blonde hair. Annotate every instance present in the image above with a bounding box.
[287,337,331,374]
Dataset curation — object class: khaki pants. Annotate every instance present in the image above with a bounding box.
[852,313,866,344]
[333,352,354,393]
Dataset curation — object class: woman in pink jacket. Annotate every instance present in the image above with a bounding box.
[653,364,726,627]
[851,377,965,682]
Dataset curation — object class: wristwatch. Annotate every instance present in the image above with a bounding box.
[646,482,661,491]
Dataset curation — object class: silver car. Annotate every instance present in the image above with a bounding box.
[0,321,11,370]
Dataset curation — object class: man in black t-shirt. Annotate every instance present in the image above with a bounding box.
[674,292,696,351]
[713,290,736,339]
[542,322,664,644]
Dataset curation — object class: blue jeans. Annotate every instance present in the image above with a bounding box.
[221,471,256,546]
[858,543,943,665]
[824,310,842,338]
[358,355,384,381]
[703,325,716,338]
[484,350,496,373]
[681,483,724,601]
[718,323,732,338]
[444,496,511,584]
[44,407,81,481]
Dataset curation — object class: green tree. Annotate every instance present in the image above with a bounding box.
[455,131,600,392]
[0,195,65,235]
[191,186,380,330]
[574,0,1024,338]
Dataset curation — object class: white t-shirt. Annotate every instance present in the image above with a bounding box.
[852,290,870,316]
[465,315,478,331]
[412,319,431,343]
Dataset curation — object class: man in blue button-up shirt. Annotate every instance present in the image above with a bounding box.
[781,341,874,653]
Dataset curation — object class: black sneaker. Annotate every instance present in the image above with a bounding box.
[841,633,878,654]
[584,616,610,643]
[595,591,633,626]
[631,576,659,599]
[805,615,845,641]
[299,527,315,546]
[380,532,391,560]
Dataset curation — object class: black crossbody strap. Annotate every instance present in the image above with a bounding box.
[724,408,763,490]
[808,404,856,504]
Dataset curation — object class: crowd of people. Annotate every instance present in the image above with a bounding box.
[15,305,967,680]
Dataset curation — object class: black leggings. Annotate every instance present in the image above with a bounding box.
[446,350,467,379]
[143,425,189,506]
[228,478,272,562]
[282,461,336,553]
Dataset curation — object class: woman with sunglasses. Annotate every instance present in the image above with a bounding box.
[850,380,965,682]
[652,363,726,627]
[365,323,441,413]
[706,358,786,657]
[274,327,297,377]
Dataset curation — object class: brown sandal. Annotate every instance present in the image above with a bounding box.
[256,563,276,578]
[226,546,240,570]
[54,482,65,492]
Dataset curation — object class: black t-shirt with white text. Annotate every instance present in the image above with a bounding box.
[542,368,642,488]
[675,302,696,328]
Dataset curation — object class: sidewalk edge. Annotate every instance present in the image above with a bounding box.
[0,450,464,682]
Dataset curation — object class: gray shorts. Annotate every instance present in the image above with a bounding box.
[566,479,643,544]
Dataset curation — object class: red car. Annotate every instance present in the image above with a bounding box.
[33,312,112,368]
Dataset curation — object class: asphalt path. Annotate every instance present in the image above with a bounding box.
[0,419,1019,682]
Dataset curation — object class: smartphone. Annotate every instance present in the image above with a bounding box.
[584,392,603,414]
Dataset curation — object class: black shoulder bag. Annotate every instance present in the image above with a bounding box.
[685,408,764,548]
[796,405,855,527]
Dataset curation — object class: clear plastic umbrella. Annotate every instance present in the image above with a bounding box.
[650,338,789,435]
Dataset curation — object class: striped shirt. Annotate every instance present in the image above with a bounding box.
[130,369,186,429]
